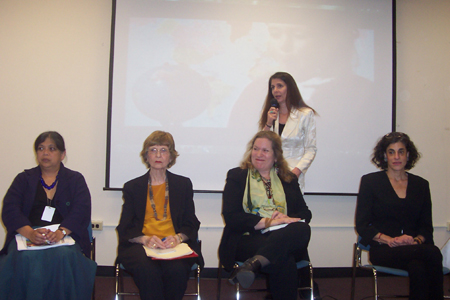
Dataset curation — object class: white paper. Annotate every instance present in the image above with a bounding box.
[143,242,193,259]
[261,219,306,234]
[152,248,176,255]
[15,224,75,251]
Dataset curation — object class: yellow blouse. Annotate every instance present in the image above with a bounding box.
[142,183,176,239]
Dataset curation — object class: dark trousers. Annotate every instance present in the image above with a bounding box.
[235,222,311,300]
[370,243,443,300]
[118,243,196,300]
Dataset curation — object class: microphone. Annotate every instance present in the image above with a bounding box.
[268,98,278,129]
[269,98,279,109]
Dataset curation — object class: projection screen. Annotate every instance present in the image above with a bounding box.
[106,0,394,194]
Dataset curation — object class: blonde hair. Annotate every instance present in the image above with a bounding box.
[240,131,295,182]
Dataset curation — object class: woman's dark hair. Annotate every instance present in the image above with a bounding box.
[140,131,179,169]
[34,131,66,153]
[259,72,317,130]
[240,131,296,182]
[371,132,421,171]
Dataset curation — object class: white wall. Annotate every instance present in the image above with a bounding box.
[1,0,449,268]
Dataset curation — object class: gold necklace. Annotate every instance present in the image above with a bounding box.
[147,175,169,221]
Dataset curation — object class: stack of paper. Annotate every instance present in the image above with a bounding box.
[15,224,75,251]
[144,243,197,260]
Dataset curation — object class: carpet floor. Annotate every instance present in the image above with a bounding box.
[93,275,450,300]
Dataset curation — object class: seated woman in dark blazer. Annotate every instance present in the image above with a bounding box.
[219,130,312,300]
[116,130,203,300]
[356,132,443,299]
[0,131,96,300]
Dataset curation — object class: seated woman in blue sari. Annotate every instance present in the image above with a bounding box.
[0,131,96,300]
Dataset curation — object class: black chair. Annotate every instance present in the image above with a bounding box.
[114,241,202,300]
[114,262,201,299]
[88,221,96,300]
[88,221,96,262]
[350,237,450,300]
[217,259,314,300]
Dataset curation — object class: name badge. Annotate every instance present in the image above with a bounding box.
[42,206,55,222]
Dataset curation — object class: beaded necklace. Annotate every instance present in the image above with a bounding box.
[147,175,169,221]
[40,174,59,190]
[260,176,273,200]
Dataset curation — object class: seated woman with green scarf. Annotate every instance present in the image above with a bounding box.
[218,131,312,300]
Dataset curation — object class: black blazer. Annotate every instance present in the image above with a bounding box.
[355,171,434,247]
[1,164,91,257]
[218,167,312,271]
[116,170,204,267]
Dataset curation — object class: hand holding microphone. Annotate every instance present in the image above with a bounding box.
[266,98,279,128]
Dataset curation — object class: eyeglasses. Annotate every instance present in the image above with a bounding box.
[148,147,169,155]
[385,132,406,139]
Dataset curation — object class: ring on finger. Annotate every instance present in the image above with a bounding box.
[152,243,156,248]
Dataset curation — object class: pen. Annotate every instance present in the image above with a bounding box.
[162,237,167,242]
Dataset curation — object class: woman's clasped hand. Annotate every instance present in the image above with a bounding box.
[270,210,300,222]
[257,211,301,230]
[29,228,65,245]
[387,234,415,247]
[139,234,181,249]
[29,228,52,245]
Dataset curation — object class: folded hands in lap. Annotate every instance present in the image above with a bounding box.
[138,235,180,249]
[388,234,414,247]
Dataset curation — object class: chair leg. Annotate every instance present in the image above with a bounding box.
[350,243,357,300]
[233,263,240,300]
[217,264,222,300]
[372,268,379,300]
[236,281,240,300]
[308,263,314,300]
[115,263,121,300]
[196,265,201,300]
[91,237,96,300]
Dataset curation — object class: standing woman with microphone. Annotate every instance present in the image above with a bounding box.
[260,72,320,299]
[259,72,317,193]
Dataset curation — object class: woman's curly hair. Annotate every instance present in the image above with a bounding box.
[371,132,421,171]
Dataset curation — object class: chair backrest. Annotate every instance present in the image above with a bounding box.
[88,221,95,261]
[353,236,370,268]
[357,236,371,251]
[88,221,93,243]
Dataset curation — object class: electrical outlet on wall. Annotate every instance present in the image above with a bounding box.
[92,220,103,231]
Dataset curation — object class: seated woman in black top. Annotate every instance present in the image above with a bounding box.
[0,131,96,300]
[116,131,203,300]
[355,132,443,299]
[219,131,312,300]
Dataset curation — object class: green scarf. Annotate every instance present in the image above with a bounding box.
[242,167,287,218]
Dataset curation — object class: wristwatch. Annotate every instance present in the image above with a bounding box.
[58,228,67,237]
[177,233,183,243]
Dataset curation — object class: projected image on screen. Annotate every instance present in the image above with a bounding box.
[109,0,393,193]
